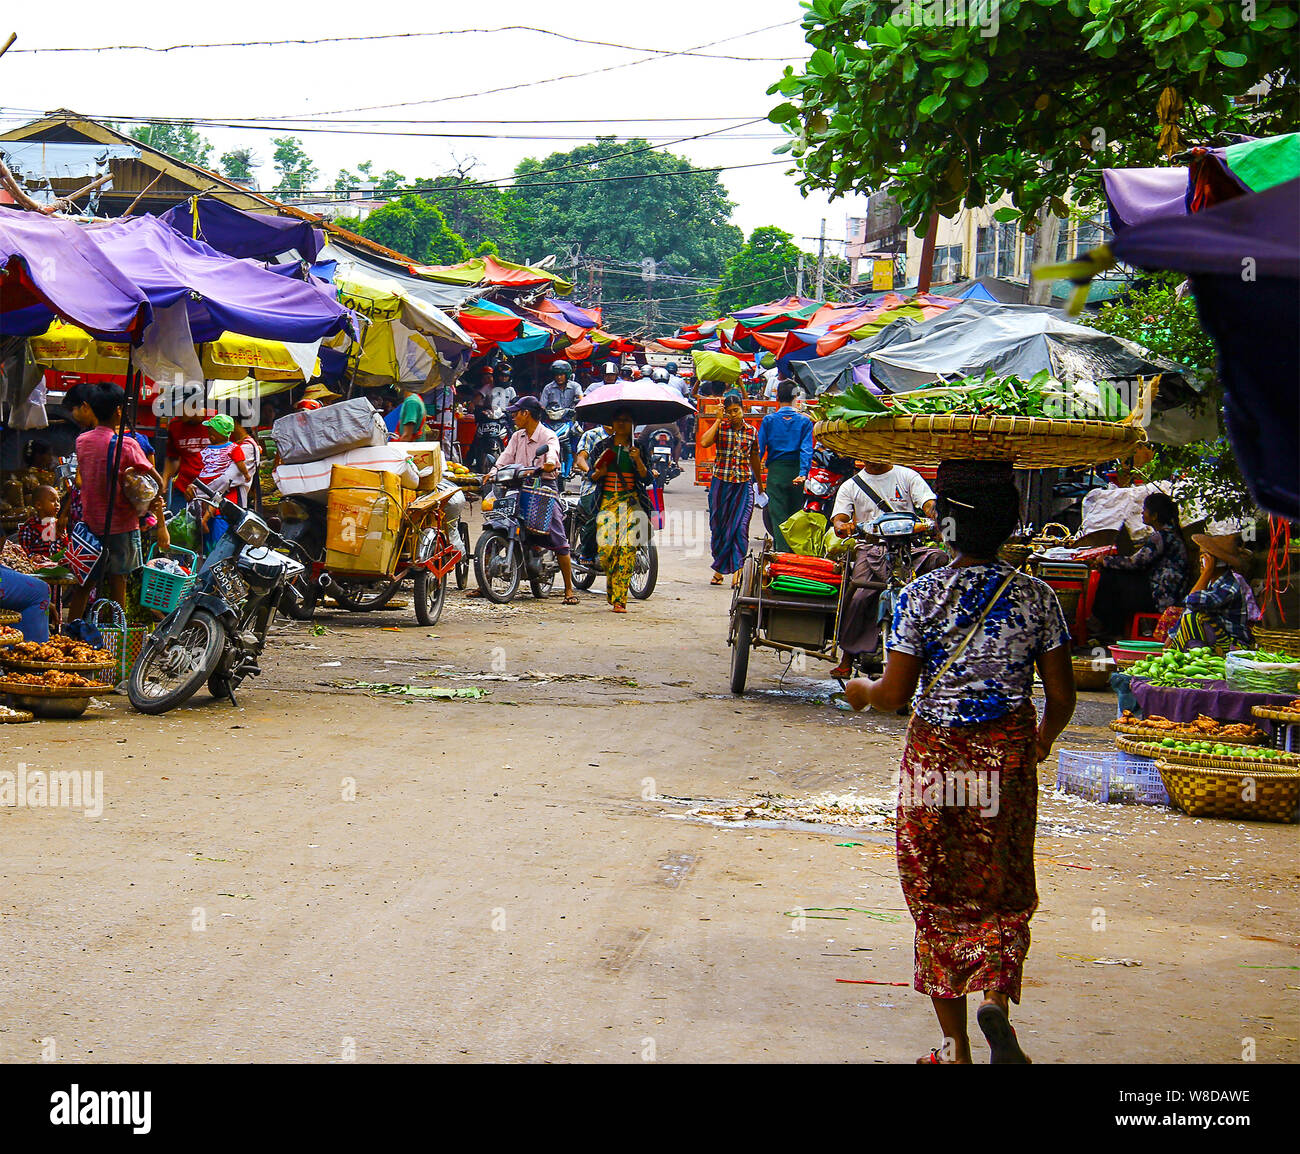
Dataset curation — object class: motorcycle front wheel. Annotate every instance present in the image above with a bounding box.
[473,531,521,603]
[129,609,226,715]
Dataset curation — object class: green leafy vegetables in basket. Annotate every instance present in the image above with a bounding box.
[814,369,1128,427]
[1128,650,1226,686]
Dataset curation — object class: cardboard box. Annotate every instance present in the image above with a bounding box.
[402,441,444,491]
[325,466,403,576]
[274,443,411,502]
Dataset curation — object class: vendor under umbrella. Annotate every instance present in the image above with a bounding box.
[1088,492,1191,642]
[1167,533,1258,652]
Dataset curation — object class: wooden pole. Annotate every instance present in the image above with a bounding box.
[121,171,165,217]
[0,33,17,60]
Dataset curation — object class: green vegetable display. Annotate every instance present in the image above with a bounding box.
[1132,738,1299,764]
[1225,650,1300,694]
[1128,650,1227,687]
[814,369,1126,427]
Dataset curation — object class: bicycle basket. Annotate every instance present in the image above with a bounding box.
[518,483,560,534]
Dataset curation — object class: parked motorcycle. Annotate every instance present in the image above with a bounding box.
[543,405,579,479]
[802,444,856,517]
[473,449,566,603]
[128,479,304,714]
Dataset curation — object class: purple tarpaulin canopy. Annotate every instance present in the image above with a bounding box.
[84,215,356,344]
[157,197,324,263]
[1102,167,1190,230]
[1109,178,1300,519]
[0,207,152,341]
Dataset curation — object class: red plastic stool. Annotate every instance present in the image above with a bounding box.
[1127,612,1163,640]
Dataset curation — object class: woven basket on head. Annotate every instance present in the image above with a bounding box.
[812,416,1147,469]
[1072,656,1115,691]
[1156,760,1300,822]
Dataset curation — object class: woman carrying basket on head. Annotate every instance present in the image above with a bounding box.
[844,460,1077,1065]
[700,390,762,588]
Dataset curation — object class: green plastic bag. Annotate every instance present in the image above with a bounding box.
[167,509,199,553]
[779,510,828,557]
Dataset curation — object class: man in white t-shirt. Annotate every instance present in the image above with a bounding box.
[832,460,938,532]
[830,459,948,678]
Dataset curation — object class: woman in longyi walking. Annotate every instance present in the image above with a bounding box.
[845,459,1077,1064]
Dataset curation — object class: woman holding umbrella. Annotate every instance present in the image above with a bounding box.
[587,409,652,613]
[700,390,762,587]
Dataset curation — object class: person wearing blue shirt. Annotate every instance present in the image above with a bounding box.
[756,380,815,552]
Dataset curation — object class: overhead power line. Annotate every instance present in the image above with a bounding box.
[300,21,797,117]
[10,25,801,61]
[130,158,794,202]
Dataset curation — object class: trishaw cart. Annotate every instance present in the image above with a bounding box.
[727,538,852,694]
[314,467,470,626]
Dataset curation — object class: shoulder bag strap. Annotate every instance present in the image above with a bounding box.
[852,475,894,515]
[915,569,1018,703]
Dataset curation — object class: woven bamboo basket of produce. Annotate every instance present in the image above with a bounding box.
[1072,656,1116,691]
[0,656,116,674]
[1251,704,1300,723]
[0,626,25,648]
[0,705,35,724]
[1110,718,1267,746]
[998,542,1033,568]
[1252,628,1300,658]
[812,416,1147,469]
[1156,760,1300,822]
[0,611,20,626]
[1114,734,1300,768]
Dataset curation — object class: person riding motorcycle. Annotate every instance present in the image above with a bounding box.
[600,361,619,386]
[829,459,948,678]
[468,396,580,604]
[663,362,691,399]
[540,360,583,412]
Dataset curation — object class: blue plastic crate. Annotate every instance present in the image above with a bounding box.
[1056,749,1170,806]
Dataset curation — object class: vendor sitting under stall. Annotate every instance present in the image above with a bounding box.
[0,565,51,642]
[1167,533,1258,652]
[1088,492,1191,642]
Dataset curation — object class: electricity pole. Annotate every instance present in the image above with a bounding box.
[796,252,805,296]
[814,218,827,299]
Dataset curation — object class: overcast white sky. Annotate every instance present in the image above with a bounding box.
[0,2,868,259]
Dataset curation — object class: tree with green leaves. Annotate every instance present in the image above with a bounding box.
[271,136,319,197]
[712,227,807,315]
[769,0,1298,230]
[352,194,471,265]
[509,139,743,326]
[128,122,213,169]
[420,165,528,257]
[335,161,406,193]
[219,147,259,184]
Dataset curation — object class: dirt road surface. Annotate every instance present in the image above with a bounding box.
[1,478,1296,1064]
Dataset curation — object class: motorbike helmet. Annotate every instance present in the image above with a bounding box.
[602,361,619,379]
[651,367,669,383]
[665,362,678,375]
[294,398,322,411]
[549,359,570,375]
